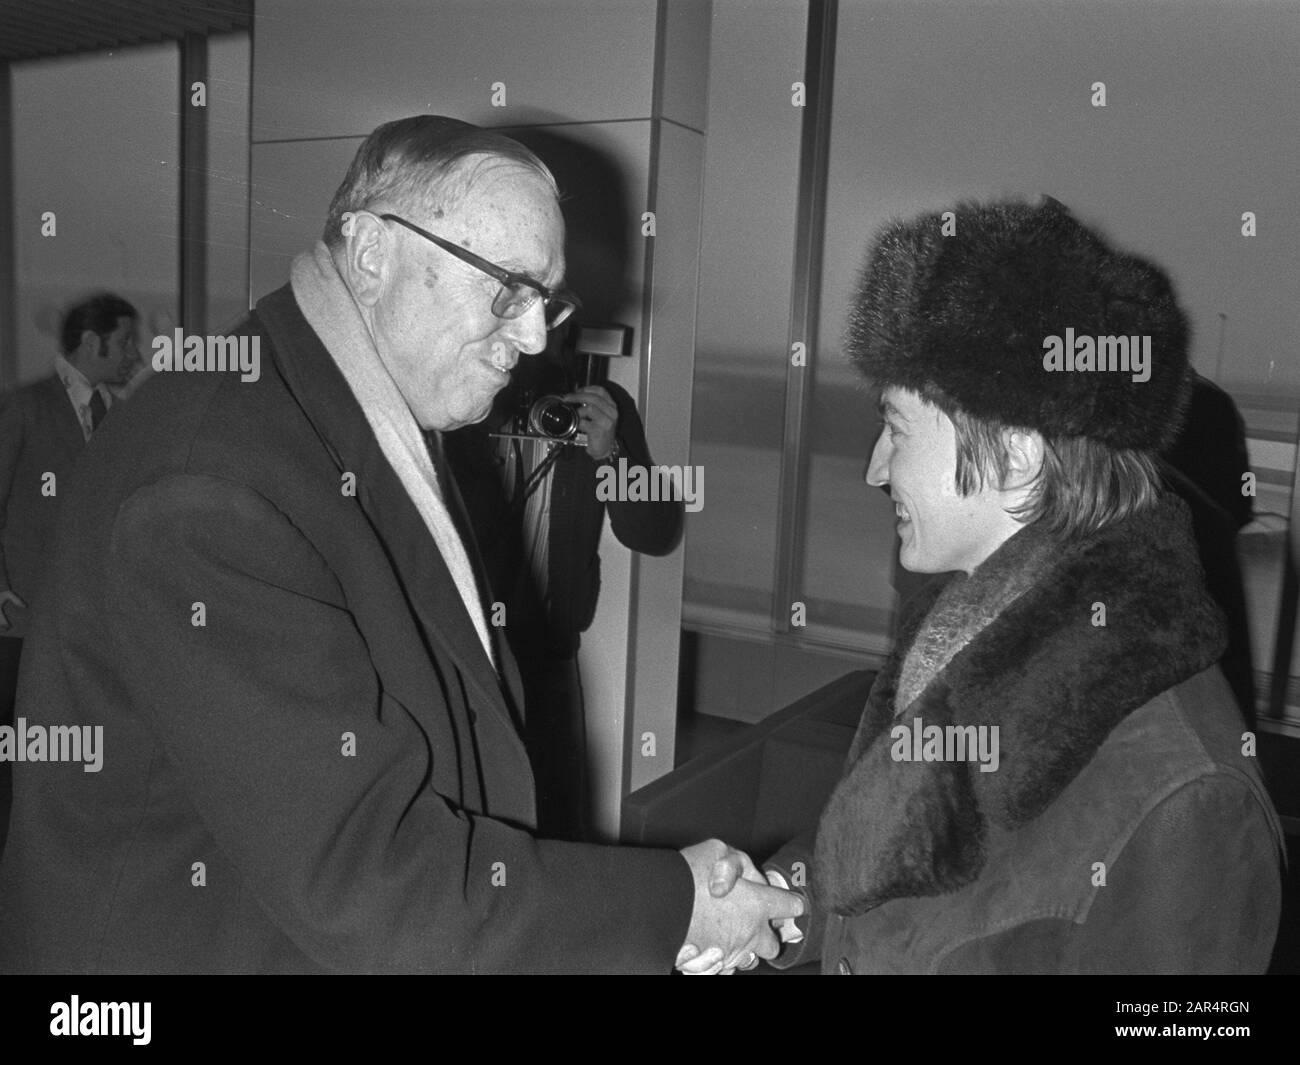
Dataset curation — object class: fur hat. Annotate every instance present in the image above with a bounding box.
[845,197,1193,451]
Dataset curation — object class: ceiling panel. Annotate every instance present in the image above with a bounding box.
[0,0,251,62]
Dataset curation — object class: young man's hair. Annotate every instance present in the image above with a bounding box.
[60,293,138,355]
[918,383,1161,539]
[323,116,558,249]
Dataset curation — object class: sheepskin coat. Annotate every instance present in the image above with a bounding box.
[768,494,1284,974]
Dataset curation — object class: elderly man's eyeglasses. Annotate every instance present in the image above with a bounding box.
[379,213,580,330]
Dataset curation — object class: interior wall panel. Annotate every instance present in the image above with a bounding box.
[252,0,660,143]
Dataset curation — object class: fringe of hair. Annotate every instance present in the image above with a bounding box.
[920,383,1161,539]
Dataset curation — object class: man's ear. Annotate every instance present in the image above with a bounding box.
[77,329,102,360]
[1002,427,1044,490]
[340,211,390,307]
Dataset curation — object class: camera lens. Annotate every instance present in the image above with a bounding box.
[528,396,579,440]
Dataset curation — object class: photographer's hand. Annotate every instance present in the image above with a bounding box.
[565,386,619,460]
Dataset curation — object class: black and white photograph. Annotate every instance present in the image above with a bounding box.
[0,0,1296,1041]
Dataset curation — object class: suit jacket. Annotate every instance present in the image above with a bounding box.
[0,374,87,638]
[767,495,1283,973]
[0,284,692,973]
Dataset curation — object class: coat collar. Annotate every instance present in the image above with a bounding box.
[251,284,525,728]
[813,494,1227,915]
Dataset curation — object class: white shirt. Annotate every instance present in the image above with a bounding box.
[511,437,556,604]
[53,353,112,442]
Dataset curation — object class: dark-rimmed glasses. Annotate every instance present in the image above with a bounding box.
[379,213,580,330]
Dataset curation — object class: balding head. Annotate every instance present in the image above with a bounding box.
[323,116,558,251]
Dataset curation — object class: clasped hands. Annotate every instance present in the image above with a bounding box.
[675,839,805,975]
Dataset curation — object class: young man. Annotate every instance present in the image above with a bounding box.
[0,293,139,642]
[0,293,138,856]
[709,197,1284,974]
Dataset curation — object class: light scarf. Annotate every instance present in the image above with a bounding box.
[290,241,496,670]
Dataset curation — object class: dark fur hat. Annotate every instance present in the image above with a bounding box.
[845,197,1193,451]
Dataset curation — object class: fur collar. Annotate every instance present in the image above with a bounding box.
[812,493,1226,915]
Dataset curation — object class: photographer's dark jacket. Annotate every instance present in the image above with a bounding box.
[542,382,682,654]
[448,381,681,659]
[768,495,1284,973]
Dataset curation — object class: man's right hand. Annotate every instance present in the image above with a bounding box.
[0,590,26,630]
[676,839,805,975]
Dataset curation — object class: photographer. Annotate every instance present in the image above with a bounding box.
[446,337,682,841]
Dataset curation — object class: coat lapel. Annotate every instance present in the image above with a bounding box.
[39,375,89,448]
[253,284,518,732]
[426,429,527,726]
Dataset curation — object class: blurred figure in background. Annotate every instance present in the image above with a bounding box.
[0,291,138,855]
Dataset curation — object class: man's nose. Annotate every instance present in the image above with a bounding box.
[865,432,890,488]
[503,300,549,356]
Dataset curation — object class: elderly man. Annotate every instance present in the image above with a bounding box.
[701,197,1285,974]
[0,116,798,973]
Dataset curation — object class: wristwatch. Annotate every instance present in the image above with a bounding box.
[599,438,624,465]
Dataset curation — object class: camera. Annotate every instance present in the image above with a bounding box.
[492,322,632,447]
[524,394,582,441]
[502,387,583,445]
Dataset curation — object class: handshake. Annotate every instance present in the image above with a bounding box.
[674,839,806,975]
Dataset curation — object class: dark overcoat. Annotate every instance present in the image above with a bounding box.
[0,285,691,973]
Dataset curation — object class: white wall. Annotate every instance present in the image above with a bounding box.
[11,44,179,383]
[252,0,661,139]
[8,34,251,383]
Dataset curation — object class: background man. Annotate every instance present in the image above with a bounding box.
[699,197,1284,974]
[0,292,138,857]
[0,117,797,973]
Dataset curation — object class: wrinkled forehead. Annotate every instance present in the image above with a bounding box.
[444,159,566,284]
